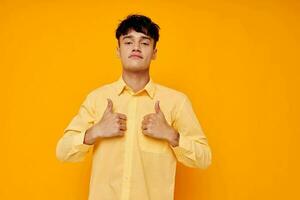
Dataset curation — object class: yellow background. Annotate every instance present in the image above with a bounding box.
[1,0,299,199]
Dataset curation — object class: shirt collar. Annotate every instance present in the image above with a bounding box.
[114,75,156,99]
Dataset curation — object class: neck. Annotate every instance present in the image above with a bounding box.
[122,69,150,92]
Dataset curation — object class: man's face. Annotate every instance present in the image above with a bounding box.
[116,29,157,72]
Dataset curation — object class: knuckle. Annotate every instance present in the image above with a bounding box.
[114,124,119,129]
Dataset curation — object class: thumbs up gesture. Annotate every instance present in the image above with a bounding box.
[141,101,178,144]
[84,98,127,144]
[96,98,127,137]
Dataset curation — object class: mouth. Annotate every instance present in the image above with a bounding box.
[129,55,143,59]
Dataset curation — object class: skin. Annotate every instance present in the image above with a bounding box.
[84,29,179,147]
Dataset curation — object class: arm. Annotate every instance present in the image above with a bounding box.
[170,95,212,169]
[56,93,96,162]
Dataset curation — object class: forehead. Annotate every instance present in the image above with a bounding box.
[121,29,152,40]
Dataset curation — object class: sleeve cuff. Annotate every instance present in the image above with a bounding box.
[73,130,93,152]
[170,134,189,153]
[170,134,195,160]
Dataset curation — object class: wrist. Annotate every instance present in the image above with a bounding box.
[166,127,180,147]
[84,125,98,145]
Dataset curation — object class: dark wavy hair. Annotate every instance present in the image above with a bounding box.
[115,14,160,48]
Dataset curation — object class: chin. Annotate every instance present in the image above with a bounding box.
[124,65,149,72]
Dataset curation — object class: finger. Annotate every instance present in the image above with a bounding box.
[143,114,152,121]
[141,123,147,130]
[143,114,155,122]
[142,129,150,136]
[118,130,125,136]
[117,113,127,120]
[119,124,127,131]
[118,118,127,125]
[155,100,160,113]
[142,120,147,126]
[142,118,152,126]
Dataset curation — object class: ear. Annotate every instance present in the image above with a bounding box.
[152,48,157,60]
[116,45,120,58]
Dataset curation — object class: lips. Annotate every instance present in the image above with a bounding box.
[129,54,143,59]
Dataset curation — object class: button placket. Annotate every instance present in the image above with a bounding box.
[120,95,137,200]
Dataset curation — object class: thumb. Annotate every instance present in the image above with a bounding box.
[155,100,162,114]
[104,98,113,114]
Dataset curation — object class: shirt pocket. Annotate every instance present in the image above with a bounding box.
[138,116,173,154]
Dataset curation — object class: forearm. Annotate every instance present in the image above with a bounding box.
[170,133,212,169]
[170,95,212,169]
[56,92,97,162]
[56,130,93,162]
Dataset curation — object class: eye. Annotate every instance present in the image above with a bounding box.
[124,41,132,45]
[142,42,149,45]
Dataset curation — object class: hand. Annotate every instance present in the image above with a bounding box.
[84,98,127,144]
[141,100,179,146]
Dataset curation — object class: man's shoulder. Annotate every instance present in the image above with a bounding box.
[155,83,187,101]
[84,81,117,99]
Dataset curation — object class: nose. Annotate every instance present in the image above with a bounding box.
[132,42,141,52]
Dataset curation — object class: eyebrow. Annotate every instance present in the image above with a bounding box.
[122,35,151,41]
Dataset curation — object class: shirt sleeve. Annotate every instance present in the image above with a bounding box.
[170,95,212,169]
[56,92,96,162]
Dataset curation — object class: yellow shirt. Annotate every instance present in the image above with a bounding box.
[56,76,212,200]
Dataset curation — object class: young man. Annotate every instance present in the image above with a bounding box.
[56,14,212,200]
